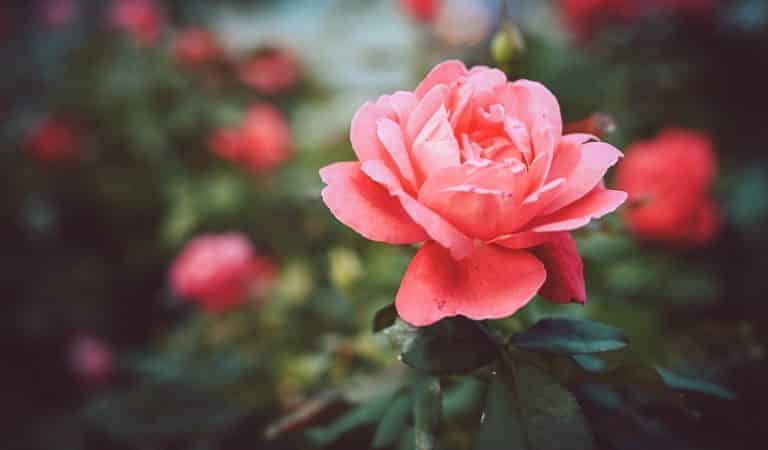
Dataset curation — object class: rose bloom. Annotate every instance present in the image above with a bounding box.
[209,104,292,174]
[26,117,81,162]
[238,48,301,95]
[320,60,626,326]
[169,233,277,313]
[110,0,164,47]
[70,335,113,386]
[615,128,720,248]
[398,0,443,22]
[173,28,225,66]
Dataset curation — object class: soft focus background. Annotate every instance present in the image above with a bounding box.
[2,0,768,449]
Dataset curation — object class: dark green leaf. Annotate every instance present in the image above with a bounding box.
[306,395,393,447]
[656,368,736,400]
[373,303,398,332]
[402,317,499,375]
[512,362,594,450]
[510,318,628,355]
[473,376,527,450]
[475,362,594,450]
[372,394,413,448]
[442,377,486,419]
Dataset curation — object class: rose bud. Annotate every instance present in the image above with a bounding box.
[70,335,113,386]
[169,233,277,312]
[173,27,225,66]
[615,128,720,248]
[110,0,164,47]
[319,60,626,326]
[26,116,81,163]
[238,48,301,95]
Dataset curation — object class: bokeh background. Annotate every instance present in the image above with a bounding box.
[2,0,768,449]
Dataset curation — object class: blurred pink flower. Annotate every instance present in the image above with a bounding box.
[319,60,626,326]
[616,128,720,248]
[209,104,292,174]
[170,233,277,313]
[238,48,301,95]
[26,116,81,163]
[110,0,164,47]
[173,27,225,66]
[70,335,113,385]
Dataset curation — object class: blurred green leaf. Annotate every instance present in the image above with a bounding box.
[656,367,736,400]
[373,394,412,448]
[510,318,628,355]
[306,395,393,447]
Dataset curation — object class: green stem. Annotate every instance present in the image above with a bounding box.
[413,376,442,450]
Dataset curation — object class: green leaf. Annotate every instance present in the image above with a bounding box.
[413,377,442,450]
[402,317,499,375]
[306,395,393,447]
[474,376,527,450]
[372,394,413,448]
[442,377,487,419]
[510,318,628,355]
[656,367,736,400]
[512,362,594,450]
[474,363,594,450]
[373,303,398,332]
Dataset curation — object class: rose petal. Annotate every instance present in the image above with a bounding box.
[320,162,428,243]
[350,101,390,162]
[395,242,546,326]
[377,118,418,190]
[361,160,474,259]
[530,186,627,232]
[414,59,468,98]
[532,232,586,304]
[541,139,623,215]
[502,79,563,138]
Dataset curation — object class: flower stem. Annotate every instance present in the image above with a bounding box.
[413,376,442,450]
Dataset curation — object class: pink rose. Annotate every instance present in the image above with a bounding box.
[110,0,164,47]
[615,128,720,248]
[320,60,626,326]
[209,104,292,174]
[169,233,277,312]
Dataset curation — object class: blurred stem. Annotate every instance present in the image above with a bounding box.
[413,376,442,450]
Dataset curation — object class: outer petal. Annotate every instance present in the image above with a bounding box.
[319,162,428,243]
[414,60,468,98]
[530,186,627,233]
[361,160,474,259]
[541,138,623,215]
[350,102,390,162]
[395,242,546,326]
[532,232,586,304]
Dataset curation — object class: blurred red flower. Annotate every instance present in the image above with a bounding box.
[239,48,301,95]
[110,0,164,47]
[174,28,225,66]
[397,0,443,22]
[209,104,292,174]
[169,233,277,313]
[615,128,720,248]
[561,0,716,40]
[26,116,81,162]
[70,335,113,386]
